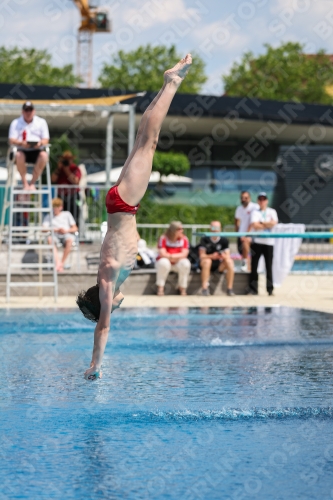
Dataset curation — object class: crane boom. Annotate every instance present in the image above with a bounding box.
[74,0,90,17]
[74,0,95,32]
[72,0,111,87]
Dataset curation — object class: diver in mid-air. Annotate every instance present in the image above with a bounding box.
[76,54,193,380]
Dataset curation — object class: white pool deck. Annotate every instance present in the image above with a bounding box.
[0,275,332,315]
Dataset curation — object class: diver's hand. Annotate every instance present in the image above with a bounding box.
[84,365,102,381]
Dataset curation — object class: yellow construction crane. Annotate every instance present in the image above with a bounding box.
[73,0,111,88]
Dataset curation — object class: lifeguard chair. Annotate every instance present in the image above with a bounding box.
[0,145,58,302]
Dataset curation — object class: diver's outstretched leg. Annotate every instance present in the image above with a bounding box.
[117,54,192,206]
[115,84,167,186]
[116,53,192,186]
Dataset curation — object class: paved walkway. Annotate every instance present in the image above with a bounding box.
[0,275,332,314]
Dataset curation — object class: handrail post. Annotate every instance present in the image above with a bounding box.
[128,104,136,156]
[105,112,114,190]
[192,226,197,246]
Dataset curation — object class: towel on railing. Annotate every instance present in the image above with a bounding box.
[258,223,305,286]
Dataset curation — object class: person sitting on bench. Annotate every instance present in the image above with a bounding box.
[199,220,235,296]
[43,198,78,273]
[155,221,191,296]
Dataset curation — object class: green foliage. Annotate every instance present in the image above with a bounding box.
[137,193,235,226]
[0,46,80,86]
[223,42,333,104]
[49,134,79,172]
[84,190,235,244]
[86,189,107,225]
[98,44,207,93]
[84,190,235,228]
[153,151,190,177]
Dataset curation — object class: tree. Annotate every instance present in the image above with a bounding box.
[153,151,190,177]
[0,46,80,86]
[223,42,333,104]
[98,44,207,93]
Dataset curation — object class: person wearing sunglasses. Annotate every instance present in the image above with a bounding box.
[248,192,278,296]
[8,101,49,190]
[199,220,235,296]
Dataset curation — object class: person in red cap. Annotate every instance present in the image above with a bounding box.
[8,101,49,190]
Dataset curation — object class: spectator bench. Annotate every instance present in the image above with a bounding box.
[121,268,248,295]
[85,253,248,295]
[0,269,249,296]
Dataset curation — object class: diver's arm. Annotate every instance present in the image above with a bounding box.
[93,279,112,368]
[84,278,112,379]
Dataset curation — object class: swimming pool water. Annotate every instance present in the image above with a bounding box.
[1,306,333,499]
[292,260,333,272]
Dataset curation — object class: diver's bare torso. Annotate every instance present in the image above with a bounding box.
[98,212,138,295]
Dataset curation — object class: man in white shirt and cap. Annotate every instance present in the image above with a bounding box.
[235,191,259,272]
[8,101,49,190]
[248,192,278,296]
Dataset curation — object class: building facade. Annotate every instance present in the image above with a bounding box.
[1,83,333,223]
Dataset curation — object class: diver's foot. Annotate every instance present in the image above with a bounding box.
[56,264,64,273]
[28,183,36,191]
[164,54,192,86]
[112,292,124,313]
[84,366,102,381]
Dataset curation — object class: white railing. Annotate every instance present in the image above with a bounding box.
[1,184,333,273]
[83,223,214,246]
[137,224,212,247]
[0,181,278,237]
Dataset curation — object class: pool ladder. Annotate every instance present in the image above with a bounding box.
[1,146,58,302]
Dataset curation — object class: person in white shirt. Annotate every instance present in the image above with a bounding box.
[248,192,278,296]
[234,191,259,272]
[43,198,78,273]
[8,101,49,191]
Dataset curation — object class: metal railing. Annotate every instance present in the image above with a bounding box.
[0,181,278,237]
[82,223,333,274]
[136,224,212,247]
[0,181,276,234]
[0,184,234,243]
[1,184,333,273]
[0,184,107,240]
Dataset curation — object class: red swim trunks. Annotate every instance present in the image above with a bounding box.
[105,185,139,215]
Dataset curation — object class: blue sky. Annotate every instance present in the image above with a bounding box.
[2,0,333,93]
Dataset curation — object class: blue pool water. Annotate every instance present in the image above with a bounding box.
[292,260,333,272]
[1,306,333,499]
